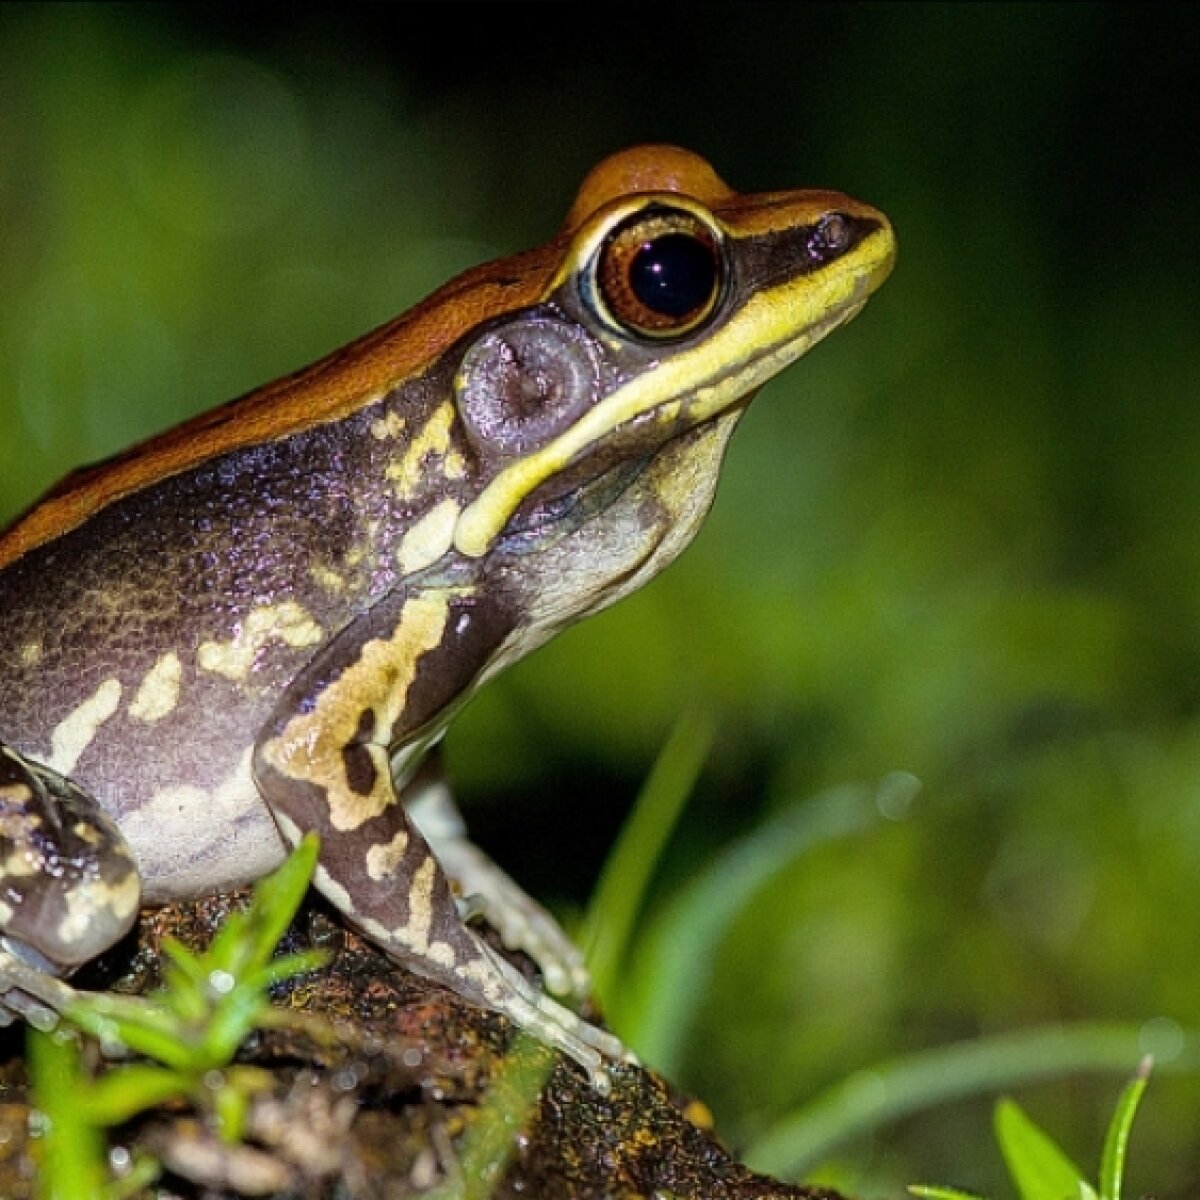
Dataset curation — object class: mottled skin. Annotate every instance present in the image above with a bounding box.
[0,146,895,1086]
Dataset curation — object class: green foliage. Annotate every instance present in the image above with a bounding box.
[424,1035,558,1200]
[743,1027,1189,1181]
[1096,1060,1151,1200]
[595,730,1179,1191]
[909,1187,986,1200]
[617,780,880,1074]
[909,1061,1152,1200]
[994,1099,1095,1200]
[28,1029,111,1200]
[29,835,326,1198]
[581,725,1180,1196]
[582,707,716,1005]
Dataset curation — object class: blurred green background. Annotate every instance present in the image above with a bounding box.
[2,3,1199,1195]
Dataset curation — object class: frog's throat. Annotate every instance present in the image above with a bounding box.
[452,245,889,559]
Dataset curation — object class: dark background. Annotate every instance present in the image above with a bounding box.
[1,4,1198,1195]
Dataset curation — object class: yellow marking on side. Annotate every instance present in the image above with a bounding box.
[19,640,43,667]
[314,864,356,919]
[310,563,347,594]
[48,679,123,776]
[0,782,34,806]
[0,780,54,880]
[395,498,460,576]
[198,602,324,682]
[129,652,183,723]
[386,402,459,502]
[72,822,105,847]
[354,877,457,969]
[108,870,141,920]
[371,412,406,441]
[259,594,450,833]
[366,829,409,882]
[1,849,38,878]
[119,749,282,901]
[317,858,458,975]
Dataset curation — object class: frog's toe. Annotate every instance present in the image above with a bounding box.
[1,982,61,1031]
[0,945,79,1030]
[471,939,633,1092]
[465,883,589,997]
[491,900,590,999]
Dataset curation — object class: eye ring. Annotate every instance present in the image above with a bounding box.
[589,205,726,341]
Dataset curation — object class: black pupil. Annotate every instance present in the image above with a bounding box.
[628,232,717,319]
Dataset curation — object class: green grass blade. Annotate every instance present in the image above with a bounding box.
[244,948,330,992]
[82,1065,190,1126]
[995,1097,1087,1200]
[582,707,715,1003]
[620,782,877,1072]
[28,1028,108,1200]
[908,1186,988,1200]
[1098,1057,1151,1200]
[424,1033,555,1200]
[744,1021,1199,1180]
[65,993,198,1070]
[158,938,209,991]
[107,1156,161,1199]
[229,832,320,974]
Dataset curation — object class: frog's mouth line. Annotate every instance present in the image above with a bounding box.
[494,445,658,553]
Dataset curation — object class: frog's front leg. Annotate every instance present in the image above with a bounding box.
[0,742,140,1024]
[252,587,629,1090]
[405,755,590,1000]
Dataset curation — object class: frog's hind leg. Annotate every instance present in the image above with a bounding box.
[315,807,626,1090]
[252,587,632,1091]
[0,741,141,1023]
[258,731,630,1092]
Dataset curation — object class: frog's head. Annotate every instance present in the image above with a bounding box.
[0,146,893,592]
[440,145,894,601]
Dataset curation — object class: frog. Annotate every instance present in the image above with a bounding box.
[0,145,895,1089]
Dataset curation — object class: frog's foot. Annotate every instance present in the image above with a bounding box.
[436,839,590,999]
[406,771,590,999]
[314,847,631,1090]
[0,742,141,1027]
[455,931,633,1093]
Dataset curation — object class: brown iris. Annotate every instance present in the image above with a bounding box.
[593,207,724,340]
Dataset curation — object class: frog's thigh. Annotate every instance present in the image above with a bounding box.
[0,740,140,1020]
[252,587,628,1087]
[405,756,589,999]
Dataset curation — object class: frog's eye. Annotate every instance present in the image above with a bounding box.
[591,206,725,340]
